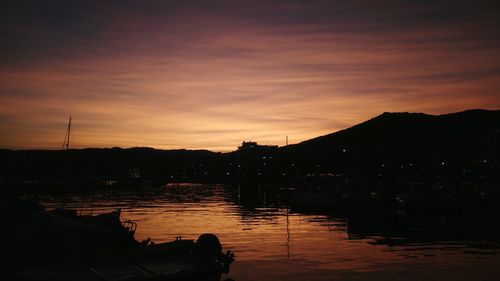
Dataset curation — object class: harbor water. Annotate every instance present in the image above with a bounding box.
[39,184,500,281]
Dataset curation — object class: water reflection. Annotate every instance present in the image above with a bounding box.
[39,184,500,281]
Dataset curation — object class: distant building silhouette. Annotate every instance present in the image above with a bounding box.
[237,141,278,152]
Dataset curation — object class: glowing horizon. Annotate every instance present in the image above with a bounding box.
[1,1,500,151]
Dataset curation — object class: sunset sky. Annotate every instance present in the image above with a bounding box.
[1,0,500,151]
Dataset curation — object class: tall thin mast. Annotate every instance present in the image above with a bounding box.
[66,116,71,150]
[61,116,72,150]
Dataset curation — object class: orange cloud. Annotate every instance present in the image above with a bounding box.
[1,1,499,150]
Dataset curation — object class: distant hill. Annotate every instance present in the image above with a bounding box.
[0,147,225,185]
[280,109,500,174]
[1,109,499,189]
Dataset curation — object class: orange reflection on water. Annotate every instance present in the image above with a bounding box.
[39,184,500,281]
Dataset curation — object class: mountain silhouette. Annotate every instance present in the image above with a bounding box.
[0,109,499,191]
[291,109,499,149]
[279,109,500,174]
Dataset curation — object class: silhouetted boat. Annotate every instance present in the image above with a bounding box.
[6,200,235,281]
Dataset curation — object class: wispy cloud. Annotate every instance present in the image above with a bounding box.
[1,1,499,150]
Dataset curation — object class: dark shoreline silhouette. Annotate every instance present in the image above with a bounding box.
[1,109,498,196]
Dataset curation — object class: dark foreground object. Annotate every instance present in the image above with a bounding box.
[3,198,235,281]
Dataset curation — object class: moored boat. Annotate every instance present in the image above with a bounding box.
[5,199,235,281]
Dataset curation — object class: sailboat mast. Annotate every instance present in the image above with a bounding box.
[66,116,71,150]
[61,116,72,150]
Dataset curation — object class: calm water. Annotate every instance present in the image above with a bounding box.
[39,184,500,281]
